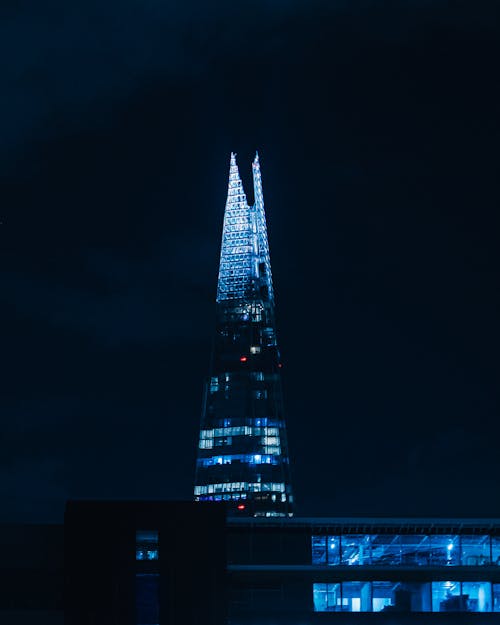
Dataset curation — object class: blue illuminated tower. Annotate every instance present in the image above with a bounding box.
[194,153,294,517]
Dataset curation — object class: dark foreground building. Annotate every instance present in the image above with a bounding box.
[4,507,500,624]
[194,152,294,518]
[64,501,226,625]
[65,508,500,624]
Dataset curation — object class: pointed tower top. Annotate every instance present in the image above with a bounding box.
[217,152,274,303]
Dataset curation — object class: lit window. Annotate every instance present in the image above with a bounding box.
[431,581,461,612]
[253,390,267,399]
[262,436,279,445]
[264,445,281,455]
[250,346,261,354]
[214,436,232,446]
[462,581,491,612]
[136,530,159,561]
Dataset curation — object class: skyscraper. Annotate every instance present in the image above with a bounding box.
[194,152,294,517]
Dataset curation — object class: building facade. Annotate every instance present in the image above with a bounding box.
[194,153,294,517]
[5,512,500,624]
[227,517,500,624]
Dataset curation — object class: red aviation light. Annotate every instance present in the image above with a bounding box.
[237,504,246,510]
[239,356,248,363]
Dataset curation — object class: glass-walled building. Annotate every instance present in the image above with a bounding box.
[194,153,293,517]
[227,517,500,623]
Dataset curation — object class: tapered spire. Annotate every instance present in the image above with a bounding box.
[252,151,274,302]
[216,153,274,303]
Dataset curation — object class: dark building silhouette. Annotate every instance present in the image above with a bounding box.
[194,152,294,517]
[64,501,226,625]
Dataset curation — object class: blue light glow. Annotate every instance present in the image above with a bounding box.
[197,453,279,467]
[216,153,274,303]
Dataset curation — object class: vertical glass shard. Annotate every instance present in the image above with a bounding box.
[195,152,293,517]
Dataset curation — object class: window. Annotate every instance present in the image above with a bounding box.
[327,536,341,565]
[341,535,371,565]
[461,535,490,565]
[313,581,497,613]
[136,530,159,562]
[312,536,327,564]
[214,436,232,446]
[371,534,402,565]
[462,582,491,612]
[430,535,460,566]
[310,533,500,568]
[253,390,267,399]
[400,534,431,565]
[492,536,500,566]
[371,581,430,612]
[372,581,398,612]
[313,583,341,612]
[493,584,500,612]
[432,581,462,612]
[342,582,371,612]
[262,436,279,445]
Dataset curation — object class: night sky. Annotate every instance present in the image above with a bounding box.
[2,0,499,523]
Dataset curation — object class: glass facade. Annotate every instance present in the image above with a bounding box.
[314,581,494,613]
[312,533,499,566]
[194,153,293,517]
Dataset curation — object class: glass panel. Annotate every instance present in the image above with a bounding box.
[342,582,371,612]
[371,535,401,565]
[313,583,341,612]
[432,581,463,612]
[400,534,431,566]
[462,581,491,612]
[341,535,371,565]
[492,537,500,566]
[372,581,399,612]
[430,535,459,566]
[312,536,326,565]
[493,584,500,612]
[402,582,432,612]
[327,535,341,565]
[461,535,490,565]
